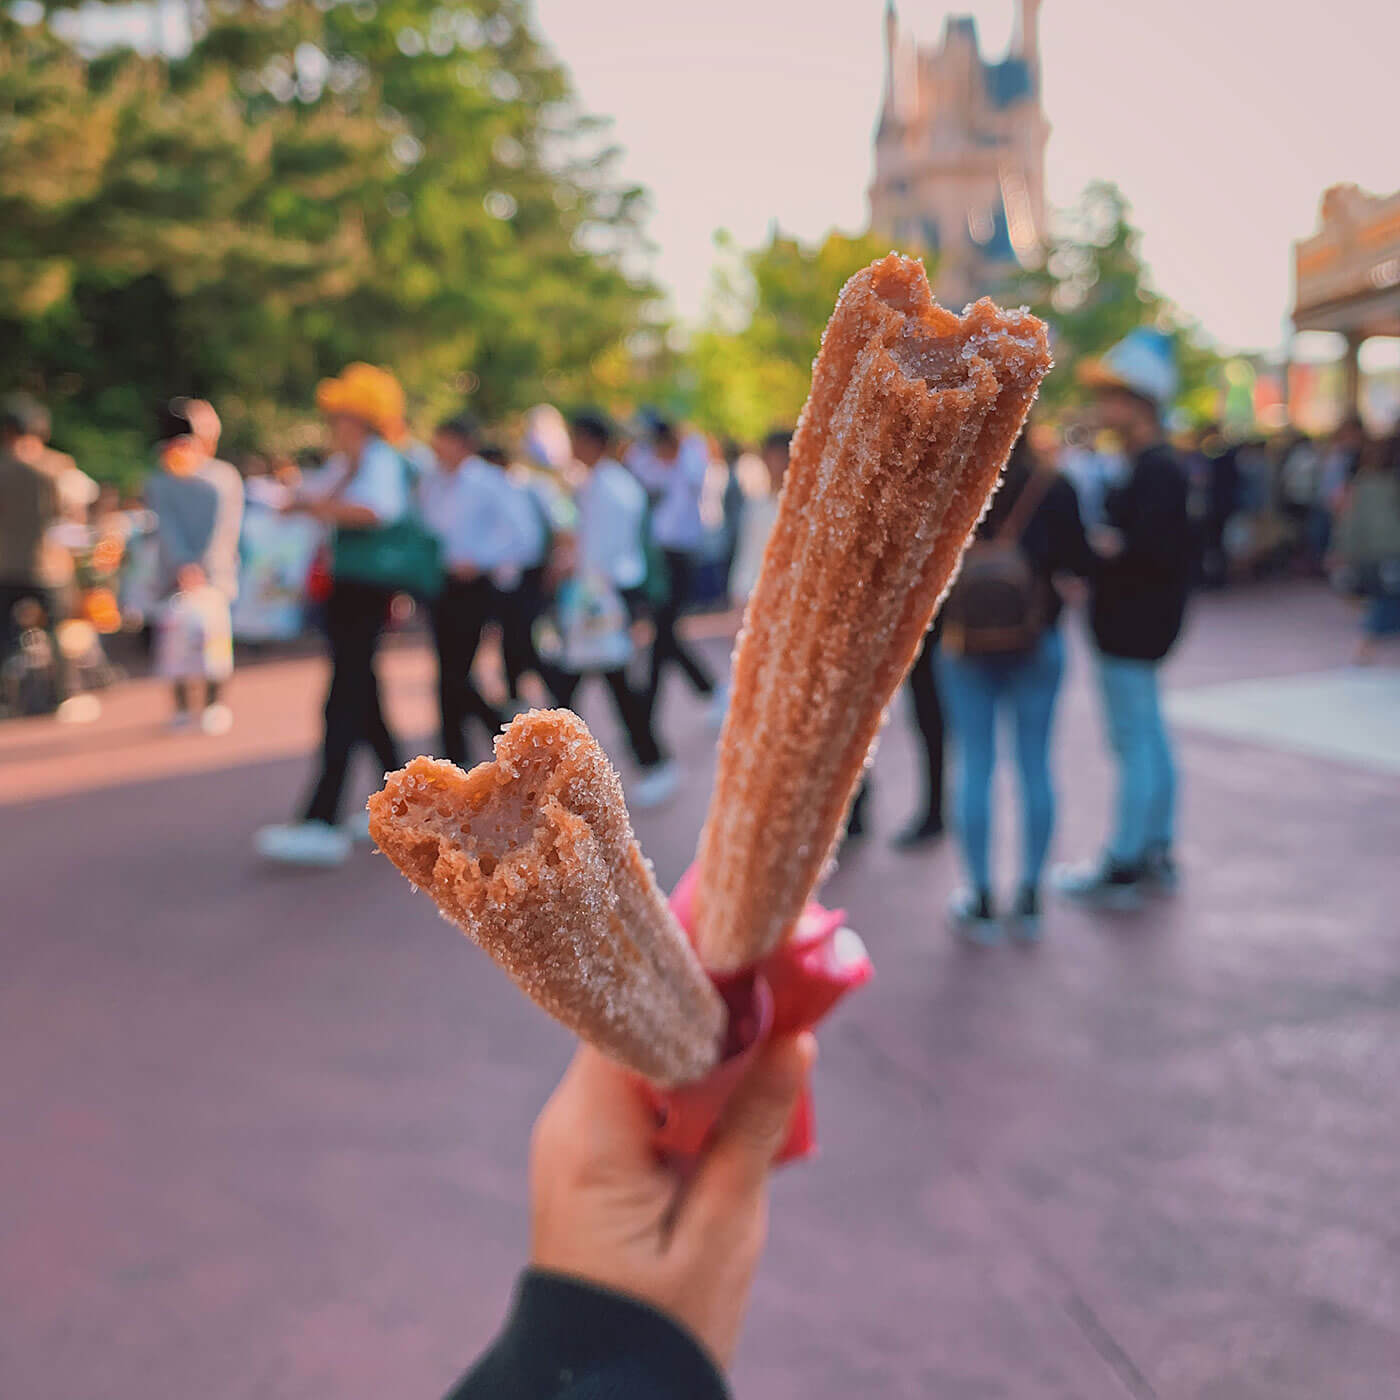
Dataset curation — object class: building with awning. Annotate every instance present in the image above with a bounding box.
[1292,184,1400,416]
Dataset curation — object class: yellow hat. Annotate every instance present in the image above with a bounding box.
[316,363,407,441]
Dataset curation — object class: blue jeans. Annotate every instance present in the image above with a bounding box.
[937,630,1065,894]
[1097,653,1176,865]
[1363,592,1400,639]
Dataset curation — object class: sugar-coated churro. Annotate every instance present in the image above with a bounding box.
[694,254,1051,971]
[368,711,725,1086]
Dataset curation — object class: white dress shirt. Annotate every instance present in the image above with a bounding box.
[418,456,529,575]
[576,459,648,591]
[307,438,409,525]
[626,434,709,553]
[504,476,551,570]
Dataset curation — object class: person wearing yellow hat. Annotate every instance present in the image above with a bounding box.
[1053,330,1192,908]
[255,364,415,867]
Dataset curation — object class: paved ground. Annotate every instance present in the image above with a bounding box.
[3,583,1398,1399]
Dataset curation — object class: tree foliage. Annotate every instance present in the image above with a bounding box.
[683,227,902,442]
[0,0,656,481]
[1011,181,1223,422]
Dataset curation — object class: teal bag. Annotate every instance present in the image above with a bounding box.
[639,500,671,609]
[331,454,443,599]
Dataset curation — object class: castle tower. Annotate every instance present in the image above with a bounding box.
[868,1,1049,306]
[882,0,898,116]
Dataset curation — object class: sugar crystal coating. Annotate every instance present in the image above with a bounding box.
[368,711,725,1086]
[693,254,1051,971]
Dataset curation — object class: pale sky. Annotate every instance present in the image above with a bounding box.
[535,0,1400,354]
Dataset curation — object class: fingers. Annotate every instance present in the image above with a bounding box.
[533,1044,661,1176]
[678,1033,815,1239]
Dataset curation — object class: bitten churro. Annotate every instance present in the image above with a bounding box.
[694,254,1051,971]
[368,711,725,1086]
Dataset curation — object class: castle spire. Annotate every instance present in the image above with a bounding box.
[882,0,899,118]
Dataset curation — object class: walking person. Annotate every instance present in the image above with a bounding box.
[546,412,678,809]
[729,428,787,609]
[256,364,423,867]
[146,398,244,733]
[1055,331,1192,907]
[626,419,721,719]
[937,435,1092,940]
[417,419,514,767]
[482,444,554,709]
[0,394,86,720]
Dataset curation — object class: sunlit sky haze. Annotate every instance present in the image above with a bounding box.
[535,0,1400,356]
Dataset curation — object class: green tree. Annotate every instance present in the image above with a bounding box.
[1011,181,1223,421]
[685,227,903,441]
[0,0,657,477]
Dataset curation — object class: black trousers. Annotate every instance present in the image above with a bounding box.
[431,576,504,769]
[848,626,945,834]
[496,566,548,701]
[906,626,946,825]
[549,666,664,770]
[647,549,714,707]
[304,580,400,824]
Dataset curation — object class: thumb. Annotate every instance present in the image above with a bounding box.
[679,1033,815,1233]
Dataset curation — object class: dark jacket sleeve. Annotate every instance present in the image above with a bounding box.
[1024,475,1094,579]
[1107,449,1190,576]
[445,1269,730,1400]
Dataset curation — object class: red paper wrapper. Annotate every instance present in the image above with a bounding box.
[649,865,872,1165]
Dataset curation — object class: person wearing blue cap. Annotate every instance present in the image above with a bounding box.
[1055,329,1192,907]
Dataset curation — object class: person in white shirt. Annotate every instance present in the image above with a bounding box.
[255,363,411,867]
[730,429,789,608]
[417,417,516,768]
[626,420,718,715]
[549,412,677,809]
[480,444,552,708]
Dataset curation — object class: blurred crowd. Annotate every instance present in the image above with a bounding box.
[4,337,1400,901]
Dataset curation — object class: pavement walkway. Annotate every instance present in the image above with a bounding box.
[3,582,1397,1399]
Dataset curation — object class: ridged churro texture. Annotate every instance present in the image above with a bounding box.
[694,254,1051,971]
[368,711,725,1086]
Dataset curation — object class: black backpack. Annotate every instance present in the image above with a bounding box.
[942,469,1054,658]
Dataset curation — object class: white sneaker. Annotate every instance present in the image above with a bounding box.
[200,703,233,736]
[254,820,352,867]
[167,710,195,731]
[345,809,374,844]
[631,760,680,809]
[56,694,101,725]
[706,685,730,731]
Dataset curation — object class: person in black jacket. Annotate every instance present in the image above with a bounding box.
[1056,331,1192,907]
[447,1032,814,1399]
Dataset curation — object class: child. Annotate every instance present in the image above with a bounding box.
[154,562,234,733]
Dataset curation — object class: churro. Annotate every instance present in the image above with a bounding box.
[368,710,725,1086]
[694,254,1051,971]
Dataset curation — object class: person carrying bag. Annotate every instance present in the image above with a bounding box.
[936,438,1093,939]
[256,364,425,867]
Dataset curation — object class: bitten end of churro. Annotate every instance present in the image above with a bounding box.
[370,711,725,1088]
